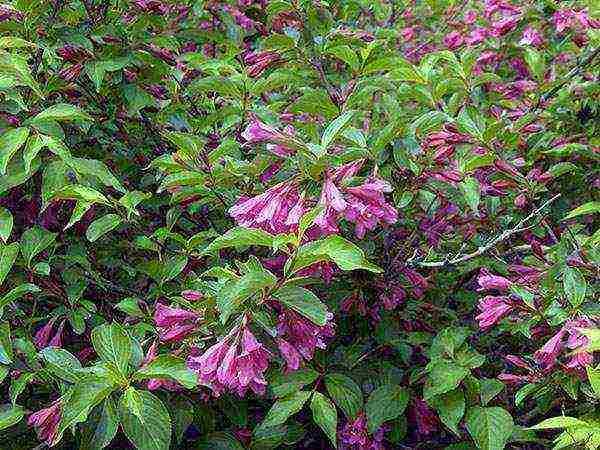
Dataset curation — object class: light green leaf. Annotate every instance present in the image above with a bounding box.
[0,208,13,243]
[0,322,13,364]
[564,201,600,220]
[271,368,320,398]
[203,227,275,254]
[311,392,337,448]
[273,286,329,326]
[85,397,120,450]
[466,406,514,450]
[31,104,92,123]
[40,347,83,383]
[286,235,382,275]
[0,404,24,431]
[563,267,586,308]
[529,416,588,429]
[51,184,109,205]
[91,323,133,377]
[424,361,469,400]
[0,127,30,175]
[430,389,465,436]
[0,242,19,286]
[321,111,355,149]
[259,391,311,430]
[459,177,481,215]
[86,214,122,242]
[133,355,197,389]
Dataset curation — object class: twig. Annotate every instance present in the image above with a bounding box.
[410,194,561,268]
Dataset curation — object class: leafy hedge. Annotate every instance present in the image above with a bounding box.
[0,0,599,449]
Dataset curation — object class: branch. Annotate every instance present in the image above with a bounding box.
[410,194,561,268]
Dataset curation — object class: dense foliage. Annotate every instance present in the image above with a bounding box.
[0,0,599,448]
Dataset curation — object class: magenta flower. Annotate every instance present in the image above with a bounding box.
[229,181,302,233]
[519,26,543,46]
[181,290,203,301]
[154,303,199,343]
[344,179,398,239]
[475,296,514,330]
[244,51,281,77]
[28,400,62,446]
[443,31,464,49]
[188,326,271,396]
[534,328,566,370]
[33,318,57,350]
[276,310,335,368]
[477,271,512,291]
[409,398,438,436]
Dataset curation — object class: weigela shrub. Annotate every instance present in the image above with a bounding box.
[0,0,598,449]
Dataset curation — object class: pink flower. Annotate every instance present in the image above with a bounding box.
[477,271,512,291]
[276,310,334,367]
[534,328,566,370]
[475,296,513,330]
[28,400,62,445]
[519,26,543,46]
[181,290,203,301]
[244,51,281,77]
[229,181,302,233]
[277,338,303,371]
[188,326,271,396]
[344,179,398,239]
[490,15,521,37]
[443,31,464,49]
[154,303,199,343]
[466,27,488,45]
[33,318,57,350]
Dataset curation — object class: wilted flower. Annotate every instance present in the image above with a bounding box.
[28,400,62,445]
[244,51,281,77]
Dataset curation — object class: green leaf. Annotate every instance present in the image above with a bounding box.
[203,227,275,254]
[321,111,355,149]
[119,390,172,450]
[424,361,469,400]
[365,384,409,433]
[56,377,115,442]
[564,201,600,220]
[271,368,320,398]
[31,104,92,123]
[0,242,19,286]
[430,389,465,436]
[40,347,83,383]
[324,373,363,418]
[85,397,120,450]
[273,286,329,326]
[465,406,514,450]
[91,323,133,377]
[311,392,337,448]
[20,226,57,267]
[456,107,484,140]
[286,235,382,275]
[259,391,311,430]
[51,184,109,205]
[0,404,24,431]
[133,355,197,389]
[563,267,586,308]
[161,255,188,283]
[197,432,244,450]
[9,372,34,405]
[68,158,126,193]
[0,127,30,175]
[86,214,122,242]
[459,177,481,215]
[529,416,588,429]
[587,366,600,397]
[118,191,151,219]
[0,322,13,364]
[0,208,13,243]
[217,265,277,324]
[0,283,40,315]
[479,379,504,406]
[0,37,35,48]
